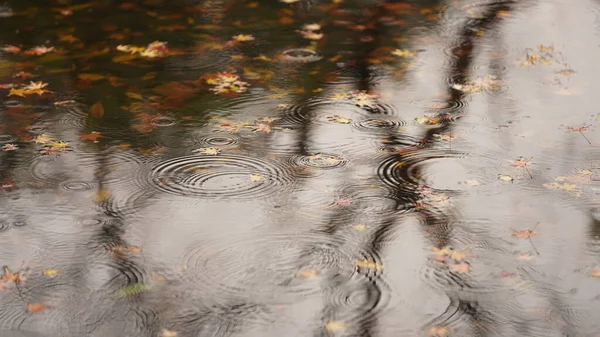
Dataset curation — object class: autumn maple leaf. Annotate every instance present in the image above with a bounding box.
[80,131,103,142]
[251,123,272,133]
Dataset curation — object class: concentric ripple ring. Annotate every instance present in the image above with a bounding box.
[149,154,294,200]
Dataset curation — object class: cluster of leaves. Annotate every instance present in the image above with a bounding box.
[205,72,250,95]
[451,75,503,93]
[116,41,169,58]
[34,134,70,155]
[7,81,50,97]
[330,90,380,108]
[430,246,471,274]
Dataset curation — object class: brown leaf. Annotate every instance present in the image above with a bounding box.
[90,102,104,118]
[78,73,105,81]
[80,131,103,142]
[512,228,536,238]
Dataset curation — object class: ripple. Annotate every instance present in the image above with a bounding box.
[150,116,177,127]
[149,154,294,200]
[281,48,322,63]
[182,231,357,305]
[352,118,406,134]
[25,155,72,187]
[323,274,390,327]
[60,180,95,191]
[377,150,469,190]
[409,98,468,116]
[0,220,10,232]
[3,100,22,108]
[99,187,154,219]
[198,135,240,147]
[0,135,16,144]
[288,153,348,170]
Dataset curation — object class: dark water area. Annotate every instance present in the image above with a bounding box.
[1,0,600,336]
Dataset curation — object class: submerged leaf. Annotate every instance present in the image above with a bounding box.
[90,102,104,118]
[119,283,151,296]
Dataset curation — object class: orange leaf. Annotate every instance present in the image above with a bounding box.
[28,303,46,312]
[90,102,104,118]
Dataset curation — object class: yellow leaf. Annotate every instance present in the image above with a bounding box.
[42,269,60,277]
[126,92,144,100]
[592,268,600,278]
[93,190,110,203]
[90,102,104,118]
[325,320,346,332]
[162,329,178,337]
[352,224,367,231]
[355,259,383,270]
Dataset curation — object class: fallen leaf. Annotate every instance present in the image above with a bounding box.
[355,259,383,271]
[90,102,104,118]
[296,269,319,279]
[392,49,417,57]
[326,115,352,124]
[162,329,178,337]
[34,134,54,144]
[428,326,450,337]
[193,147,221,155]
[511,228,536,238]
[325,320,346,332]
[78,73,105,81]
[498,174,514,182]
[251,123,272,133]
[592,268,600,278]
[303,23,321,31]
[119,283,151,296]
[352,224,367,231]
[450,262,471,273]
[232,34,255,42]
[42,269,60,277]
[250,173,267,182]
[80,131,103,142]
[2,45,21,54]
[92,190,110,203]
[27,303,46,312]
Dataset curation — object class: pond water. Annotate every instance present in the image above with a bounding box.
[1,0,600,336]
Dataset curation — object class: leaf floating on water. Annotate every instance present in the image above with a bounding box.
[325,320,347,332]
[161,329,178,337]
[231,34,255,42]
[90,101,104,118]
[391,49,416,58]
[296,269,319,279]
[592,268,600,278]
[450,262,471,274]
[251,123,272,133]
[27,303,46,312]
[355,259,383,271]
[326,115,352,124]
[428,326,450,337]
[518,252,535,261]
[119,283,151,296]
[42,269,60,277]
[193,147,221,155]
[80,131,103,142]
[512,228,536,238]
[92,190,111,203]
[303,23,321,31]
[498,174,514,182]
[352,224,367,231]
[77,73,105,81]
[250,173,267,182]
